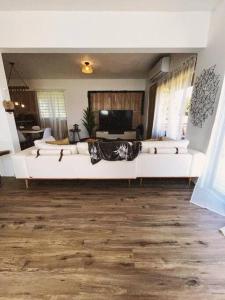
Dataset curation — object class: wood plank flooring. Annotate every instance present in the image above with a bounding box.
[0,178,225,300]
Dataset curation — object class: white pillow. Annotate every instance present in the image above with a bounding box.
[141,141,150,153]
[76,142,89,155]
[34,138,78,154]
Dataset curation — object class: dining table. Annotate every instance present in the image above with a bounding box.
[20,129,44,134]
[20,129,44,143]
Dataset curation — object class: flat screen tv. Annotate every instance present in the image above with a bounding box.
[99,110,133,132]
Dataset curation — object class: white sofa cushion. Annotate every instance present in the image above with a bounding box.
[141,139,189,153]
[142,141,151,153]
[34,138,78,154]
[76,142,89,155]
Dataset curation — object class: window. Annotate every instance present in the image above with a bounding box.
[152,57,196,140]
[37,90,68,139]
[37,90,67,119]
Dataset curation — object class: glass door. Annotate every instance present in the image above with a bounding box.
[191,77,225,215]
[212,120,225,195]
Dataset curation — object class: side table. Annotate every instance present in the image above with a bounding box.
[69,128,81,143]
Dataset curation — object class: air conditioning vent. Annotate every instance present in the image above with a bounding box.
[148,57,170,82]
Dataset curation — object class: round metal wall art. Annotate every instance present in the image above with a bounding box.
[190,65,220,128]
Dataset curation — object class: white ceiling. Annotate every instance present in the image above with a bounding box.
[0,0,221,11]
[3,53,163,79]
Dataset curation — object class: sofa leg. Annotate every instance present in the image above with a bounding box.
[25,179,29,189]
[140,178,143,186]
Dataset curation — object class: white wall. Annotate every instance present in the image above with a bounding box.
[0,55,20,176]
[187,0,225,152]
[0,11,210,50]
[27,79,145,138]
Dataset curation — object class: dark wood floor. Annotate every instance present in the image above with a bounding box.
[0,178,225,300]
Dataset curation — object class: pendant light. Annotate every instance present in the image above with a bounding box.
[7,62,29,91]
[6,62,29,110]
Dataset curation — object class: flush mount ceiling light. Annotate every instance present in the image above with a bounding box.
[81,61,93,74]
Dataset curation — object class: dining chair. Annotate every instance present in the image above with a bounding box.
[43,128,52,139]
[17,130,26,143]
[17,130,31,149]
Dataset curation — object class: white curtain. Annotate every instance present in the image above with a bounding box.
[37,90,68,139]
[191,76,225,215]
[152,57,196,140]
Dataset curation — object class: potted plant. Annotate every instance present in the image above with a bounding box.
[82,107,96,137]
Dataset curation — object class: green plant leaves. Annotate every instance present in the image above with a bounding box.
[82,107,96,137]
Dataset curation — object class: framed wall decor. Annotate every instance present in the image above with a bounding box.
[190,65,220,128]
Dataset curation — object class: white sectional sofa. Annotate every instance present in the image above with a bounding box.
[12,139,205,188]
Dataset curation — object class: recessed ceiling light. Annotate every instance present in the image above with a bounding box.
[81,61,93,74]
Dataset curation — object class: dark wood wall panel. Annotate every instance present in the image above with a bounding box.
[88,91,145,129]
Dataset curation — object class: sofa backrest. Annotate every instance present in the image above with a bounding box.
[76,142,89,155]
[141,139,190,153]
[33,139,190,156]
[34,138,78,154]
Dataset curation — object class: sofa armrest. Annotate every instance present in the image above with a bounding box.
[12,147,34,178]
[188,148,206,177]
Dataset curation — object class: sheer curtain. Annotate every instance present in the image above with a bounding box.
[37,90,68,139]
[152,57,196,140]
[191,77,225,216]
